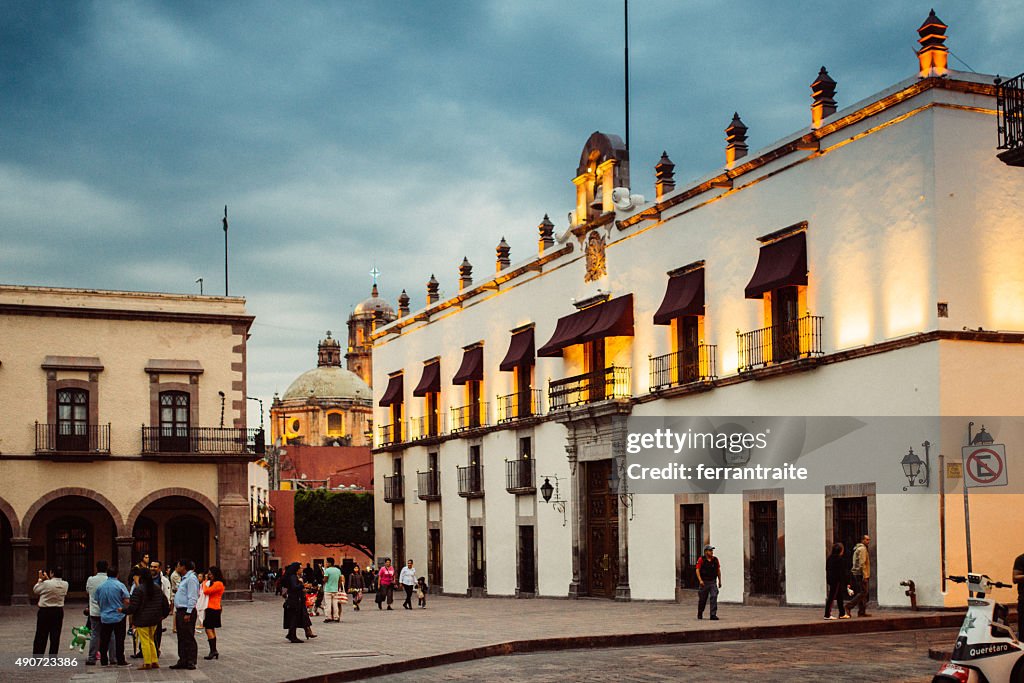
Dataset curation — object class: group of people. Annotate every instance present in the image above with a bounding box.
[32,554,224,671]
[280,557,428,643]
[690,536,874,622]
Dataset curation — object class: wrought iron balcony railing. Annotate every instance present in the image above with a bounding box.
[737,315,824,372]
[383,474,404,503]
[505,457,535,494]
[141,426,265,455]
[997,71,1024,166]
[378,422,403,447]
[417,470,441,501]
[496,389,543,423]
[409,414,445,441]
[35,423,111,454]
[548,366,631,411]
[451,402,489,433]
[649,345,717,390]
[457,464,484,498]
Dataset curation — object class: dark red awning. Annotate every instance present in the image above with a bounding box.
[499,328,535,371]
[744,232,807,299]
[412,361,440,396]
[653,269,705,325]
[537,294,634,357]
[452,346,484,385]
[378,374,403,407]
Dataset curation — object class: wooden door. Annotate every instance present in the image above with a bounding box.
[679,504,704,589]
[428,529,442,589]
[749,501,781,596]
[469,526,485,589]
[585,460,618,598]
[834,497,868,562]
[771,286,800,363]
[517,525,536,594]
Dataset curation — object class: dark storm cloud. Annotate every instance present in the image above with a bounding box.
[2,1,1023,419]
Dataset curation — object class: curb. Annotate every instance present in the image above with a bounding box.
[284,613,963,682]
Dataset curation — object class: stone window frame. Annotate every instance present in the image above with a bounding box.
[674,492,710,597]
[824,482,877,603]
[741,487,786,605]
[43,357,103,427]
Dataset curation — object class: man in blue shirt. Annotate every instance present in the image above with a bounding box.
[171,558,200,670]
[94,566,130,666]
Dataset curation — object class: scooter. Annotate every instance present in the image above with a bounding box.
[932,573,1023,683]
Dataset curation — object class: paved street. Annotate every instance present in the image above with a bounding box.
[0,593,956,682]
[370,629,957,682]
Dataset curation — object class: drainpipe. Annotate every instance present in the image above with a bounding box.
[939,452,946,594]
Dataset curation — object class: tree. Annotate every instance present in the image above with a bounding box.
[293,489,374,557]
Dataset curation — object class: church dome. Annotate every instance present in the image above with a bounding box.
[352,283,395,318]
[281,365,371,402]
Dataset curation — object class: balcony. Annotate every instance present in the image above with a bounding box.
[141,427,264,455]
[997,71,1024,167]
[737,315,824,372]
[505,457,535,495]
[383,474,404,503]
[496,389,543,423]
[417,470,441,501]
[456,464,484,498]
[451,402,489,434]
[548,366,631,411]
[409,414,445,441]
[377,422,403,447]
[35,423,111,454]
[649,346,717,390]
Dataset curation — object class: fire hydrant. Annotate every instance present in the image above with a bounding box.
[900,579,917,610]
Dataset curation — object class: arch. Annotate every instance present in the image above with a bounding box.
[22,487,125,537]
[125,487,218,534]
[0,496,21,537]
[576,131,629,186]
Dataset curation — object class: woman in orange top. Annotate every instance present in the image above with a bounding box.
[202,566,225,660]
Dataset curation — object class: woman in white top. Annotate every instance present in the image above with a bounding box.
[194,569,210,631]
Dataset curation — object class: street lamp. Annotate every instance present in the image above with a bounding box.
[539,476,566,526]
[900,441,930,490]
[971,425,994,445]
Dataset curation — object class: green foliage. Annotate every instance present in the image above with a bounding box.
[293,489,374,556]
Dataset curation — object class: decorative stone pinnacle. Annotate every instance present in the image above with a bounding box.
[496,237,511,272]
[655,151,676,200]
[810,66,838,127]
[538,214,555,253]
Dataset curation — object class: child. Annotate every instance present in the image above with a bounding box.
[416,577,428,608]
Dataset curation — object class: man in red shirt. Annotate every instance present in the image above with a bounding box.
[696,545,722,620]
[376,559,396,611]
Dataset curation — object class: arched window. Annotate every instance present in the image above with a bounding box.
[57,389,89,450]
[48,517,92,591]
[327,412,343,435]
[159,391,190,452]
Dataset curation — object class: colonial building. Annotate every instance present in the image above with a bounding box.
[371,13,1024,607]
[0,285,259,603]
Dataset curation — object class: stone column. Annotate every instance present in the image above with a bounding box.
[10,537,30,605]
[612,414,631,601]
[566,443,581,599]
[218,462,253,601]
[115,536,134,587]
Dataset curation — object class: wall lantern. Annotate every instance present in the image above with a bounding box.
[607,461,636,520]
[539,475,567,527]
[900,440,931,490]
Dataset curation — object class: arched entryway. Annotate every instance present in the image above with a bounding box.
[130,496,216,571]
[0,512,13,604]
[25,495,120,594]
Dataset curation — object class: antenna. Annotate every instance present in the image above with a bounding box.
[624,0,630,154]
[195,277,204,295]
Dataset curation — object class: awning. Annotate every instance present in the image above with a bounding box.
[744,232,807,299]
[378,374,403,407]
[499,328,535,371]
[653,269,705,325]
[537,294,634,357]
[452,346,484,385]
[412,361,441,396]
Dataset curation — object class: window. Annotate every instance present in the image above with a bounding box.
[132,517,157,562]
[584,340,606,402]
[56,389,88,451]
[675,316,701,384]
[48,517,91,591]
[159,391,190,452]
[768,285,801,363]
[326,412,343,435]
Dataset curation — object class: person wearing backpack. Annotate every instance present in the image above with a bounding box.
[696,545,721,620]
[124,561,170,670]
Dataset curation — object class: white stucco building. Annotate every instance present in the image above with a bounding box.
[370,13,1024,607]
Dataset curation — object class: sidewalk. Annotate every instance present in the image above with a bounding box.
[0,593,960,682]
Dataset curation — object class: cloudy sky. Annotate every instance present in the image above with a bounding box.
[3,1,1023,425]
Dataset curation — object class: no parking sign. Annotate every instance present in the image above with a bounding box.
[962,444,1008,488]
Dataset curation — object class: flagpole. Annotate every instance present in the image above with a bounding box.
[624,0,630,154]
[223,205,229,296]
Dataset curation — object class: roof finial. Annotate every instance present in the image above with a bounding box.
[369,264,381,286]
